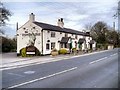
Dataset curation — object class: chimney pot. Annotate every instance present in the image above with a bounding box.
[57,18,64,28]
[61,18,63,22]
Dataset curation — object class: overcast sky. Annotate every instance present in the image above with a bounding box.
[2,0,119,38]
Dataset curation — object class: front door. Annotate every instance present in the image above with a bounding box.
[90,44,92,50]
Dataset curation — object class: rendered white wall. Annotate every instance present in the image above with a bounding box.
[17,21,42,54]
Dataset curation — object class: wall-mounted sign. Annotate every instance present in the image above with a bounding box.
[26,46,36,55]
[26,52,35,54]
[22,33,40,36]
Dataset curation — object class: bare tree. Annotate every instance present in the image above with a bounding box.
[90,21,108,44]
[0,2,11,34]
[84,23,93,31]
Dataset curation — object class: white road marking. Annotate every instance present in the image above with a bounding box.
[7,67,77,89]
[24,71,35,74]
[89,57,108,64]
[8,73,24,77]
[110,53,117,57]
[72,56,79,58]
[1,50,110,71]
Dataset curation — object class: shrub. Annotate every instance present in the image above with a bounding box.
[20,47,41,57]
[97,44,103,50]
[72,48,77,51]
[97,44,108,50]
[2,36,17,52]
[51,48,58,52]
[20,48,26,57]
[35,48,41,56]
[58,48,67,54]
[103,44,108,50]
[51,48,58,56]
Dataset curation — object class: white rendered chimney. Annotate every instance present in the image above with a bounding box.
[29,13,35,22]
[57,18,64,28]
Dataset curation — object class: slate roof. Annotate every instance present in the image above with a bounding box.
[60,37,70,43]
[33,21,90,36]
[89,40,95,44]
[78,38,85,44]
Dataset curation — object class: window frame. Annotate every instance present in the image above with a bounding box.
[51,42,55,49]
[75,35,78,39]
[65,33,68,37]
[46,43,50,50]
[51,31,55,37]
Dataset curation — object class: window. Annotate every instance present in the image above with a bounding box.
[47,30,50,33]
[33,27,35,29]
[25,31,28,33]
[51,42,55,49]
[46,43,50,50]
[51,31,55,37]
[65,33,68,37]
[75,35,77,39]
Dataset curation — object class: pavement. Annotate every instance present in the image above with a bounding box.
[2,48,119,88]
[1,49,109,70]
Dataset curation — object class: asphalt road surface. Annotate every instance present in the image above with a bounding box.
[2,48,119,89]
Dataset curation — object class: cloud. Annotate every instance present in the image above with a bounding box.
[66,14,89,21]
[3,1,119,37]
[2,0,120,3]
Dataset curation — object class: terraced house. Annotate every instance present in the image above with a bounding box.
[17,13,96,55]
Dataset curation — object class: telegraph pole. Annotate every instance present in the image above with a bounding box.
[118,1,120,32]
[113,14,117,30]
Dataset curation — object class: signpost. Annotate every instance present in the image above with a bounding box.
[26,46,36,55]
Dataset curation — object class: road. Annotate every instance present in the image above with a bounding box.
[2,49,119,89]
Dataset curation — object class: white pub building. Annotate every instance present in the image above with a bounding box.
[17,13,96,55]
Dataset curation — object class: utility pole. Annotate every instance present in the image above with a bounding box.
[118,1,120,32]
[113,14,117,30]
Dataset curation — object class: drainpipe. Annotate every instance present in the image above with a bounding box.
[41,29,43,55]
[16,22,19,56]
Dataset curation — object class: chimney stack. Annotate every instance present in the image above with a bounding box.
[57,18,64,28]
[29,13,35,22]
